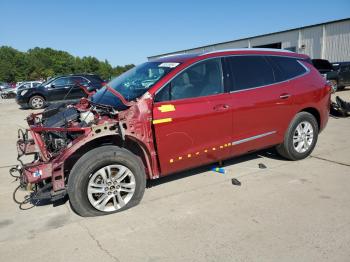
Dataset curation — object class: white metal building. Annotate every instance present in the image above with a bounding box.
[148,18,350,62]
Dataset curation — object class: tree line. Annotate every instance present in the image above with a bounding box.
[0,46,135,83]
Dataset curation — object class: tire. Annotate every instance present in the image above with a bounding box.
[29,95,45,109]
[67,145,146,217]
[276,112,319,161]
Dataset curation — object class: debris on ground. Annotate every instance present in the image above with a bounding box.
[231,178,241,186]
[330,96,350,117]
[258,163,267,169]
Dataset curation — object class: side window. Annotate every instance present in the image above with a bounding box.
[70,76,89,86]
[342,65,350,73]
[155,59,223,102]
[269,56,307,81]
[51,77,69,87]
[225,56,275,91]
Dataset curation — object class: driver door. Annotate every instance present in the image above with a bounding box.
[152,58,233,176]
[46,77,70,101]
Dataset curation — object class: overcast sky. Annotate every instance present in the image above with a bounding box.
[0,0,349,66]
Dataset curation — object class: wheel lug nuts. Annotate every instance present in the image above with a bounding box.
[105,187,108,191]
[108,192,112,195]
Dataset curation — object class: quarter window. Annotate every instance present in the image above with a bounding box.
[269,56,307,80]
[155,58,224,102]
[225,56,275,91]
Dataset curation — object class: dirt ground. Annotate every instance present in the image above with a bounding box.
[0,90,350,262]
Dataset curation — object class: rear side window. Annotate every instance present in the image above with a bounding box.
[70,76,89,85]
[270,56,307,81]
[225,56,275,91]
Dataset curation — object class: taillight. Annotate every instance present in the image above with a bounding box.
[325,82,333,93]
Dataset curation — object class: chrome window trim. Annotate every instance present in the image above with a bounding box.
[154,54,310,100]
[232,131,276,146]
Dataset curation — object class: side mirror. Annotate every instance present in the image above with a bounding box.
[50,84,55,88]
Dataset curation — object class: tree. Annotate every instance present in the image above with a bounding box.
[0,45,135,83]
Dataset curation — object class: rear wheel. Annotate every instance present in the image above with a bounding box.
[67,145,146,217]
[276,112,318,160]
[29,95,45,109]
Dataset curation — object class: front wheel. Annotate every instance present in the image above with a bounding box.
[276,112,319,160]
[29,95,45,109]
[68,146,146,217]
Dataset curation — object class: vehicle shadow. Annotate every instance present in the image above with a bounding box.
[147,147,287,188]
[22,148,286,209]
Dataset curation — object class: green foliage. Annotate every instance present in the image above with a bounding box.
[0,46,134,82]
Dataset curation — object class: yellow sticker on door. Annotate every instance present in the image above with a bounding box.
[152,118,172,124]
[158,104,175,113]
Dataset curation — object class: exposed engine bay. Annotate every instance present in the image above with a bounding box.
[11,92,156,208]
[39,102,118,155]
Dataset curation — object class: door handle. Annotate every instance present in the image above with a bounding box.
[279,93,291,99]
[213,104,230,111]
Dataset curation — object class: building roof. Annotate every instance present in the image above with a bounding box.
[148,18,350,59]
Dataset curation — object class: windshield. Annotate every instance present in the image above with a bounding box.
[91,61,179,108]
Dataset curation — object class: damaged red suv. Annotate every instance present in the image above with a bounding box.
[13,49,331,216]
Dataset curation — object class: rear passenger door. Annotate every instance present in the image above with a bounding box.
[153,58,233,176]
[223,55,296,155]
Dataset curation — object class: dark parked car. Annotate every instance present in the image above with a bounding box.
[16,74,105,109]
[14,49,331,216]
[312,59,350,91]
[331,61,350,90]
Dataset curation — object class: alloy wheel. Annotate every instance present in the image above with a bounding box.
[87,165,136,212]
[31,97,44,109]
[293,121,314,153]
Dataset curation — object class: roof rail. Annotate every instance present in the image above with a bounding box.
[201,48,294,56]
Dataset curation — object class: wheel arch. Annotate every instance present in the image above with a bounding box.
[299,107,320,129]
[63,134,153,180]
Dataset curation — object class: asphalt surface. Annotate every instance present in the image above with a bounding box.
[0,91,350,262]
